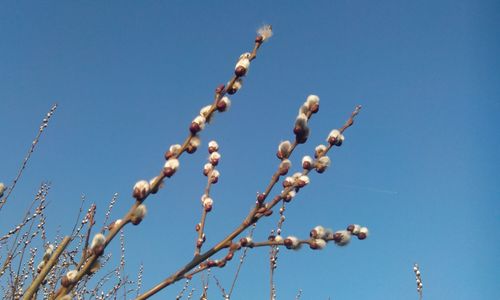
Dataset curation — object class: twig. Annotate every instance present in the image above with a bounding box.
[0,104,57,212]
[23,236,71,299]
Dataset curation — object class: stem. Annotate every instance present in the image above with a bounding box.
[23,236,71,299]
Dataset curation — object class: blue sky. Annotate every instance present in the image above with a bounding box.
[0,1,499,299]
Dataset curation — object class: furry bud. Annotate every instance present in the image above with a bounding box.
[310,239,327,250]
[305,95,320,113]
[257,24,273,42]
[277,140,292,159]
[284,236,301,250]
[165,144,181,160]
[209,151,221,166]
[327,129,345,146]
[163,158,180,177]
[314,144,328,158]
[302,155,313,170]
[333,230,352,246]
[190,116,206,134]
[208,140,219,153]
[279,159,291,175]
[358,226,369,240]
[217,96,231,112]
[296,175,310,188]
[227,78,242,95]
[203,163,214,176]
[187,135,201,153]
[202,197,213,212]
[133,180,150,200]
[131,204,147,225]
[315,156,331,173]
[209,170,220,184]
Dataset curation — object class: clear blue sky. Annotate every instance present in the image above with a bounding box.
[1,1,499,299]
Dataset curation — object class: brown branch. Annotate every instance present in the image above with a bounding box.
[52,30,267,300]
[23,236,71,299]
[136,105,361,299]
[0,104,57,212]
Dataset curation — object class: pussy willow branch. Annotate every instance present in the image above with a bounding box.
[0,104,57,212]
[228,224,255,297]
[50,34,266,300]
[194,173,214,256]
[137,106,361,299]
[23,236,71,300]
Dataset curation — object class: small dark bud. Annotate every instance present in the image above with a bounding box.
[93,245,105,257]
[186,145,197,154]
[195,223,201,231]
[255,35,264,43]
[284,238,293,249]
[61,276,70,288]
[263,209,273,216]
[163,167,175,178]
[333,233,343,243]
[226,252,234,261]
[216,100,227,112]
[196,240,203,248]
[346,224,355,232]
[257,193,266,203]
[189,123,201,134]
[358,232,367,240]
[217,260,226,267]
[302,161,312,170]
[227,87,237,95]
[207,260,217,267]
[240,238,249,247]
[164,150,174,160]
[309,241,319,250]
[235,66,247,77]
[215,84,225,94]
[310,229,318,238]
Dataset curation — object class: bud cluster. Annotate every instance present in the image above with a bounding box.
[302,155,331,173]
[327,129,345,147]
[91,233,106,256]
[235,53,251,77]
[60,269,78,287]
[413,263,423,295]
[346,224,369,240]
[294,95,320,144]
[131,204,147,225]
[256,24,273,43]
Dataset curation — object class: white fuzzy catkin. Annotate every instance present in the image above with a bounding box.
[286,236,301,250]
[91,233,106,249]
[314,239,327,249]
[220,96,231,110]
[208,140,219,150]
[302,155,313,167]
[66,270,78,282]
[334,230,352,246]
[359,226,369,237]
[133,180,150,194]
[164,158,180,171]
[305,95,319,108]
[134,204,147,219]
[257,25,273,41]
[192,115,206,129]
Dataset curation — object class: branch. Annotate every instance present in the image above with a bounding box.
[23,236,71,299]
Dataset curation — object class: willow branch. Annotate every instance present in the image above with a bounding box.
[23,236,71,299]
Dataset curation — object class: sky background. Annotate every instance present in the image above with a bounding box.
[1,1,499,299]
